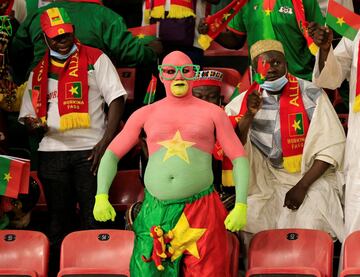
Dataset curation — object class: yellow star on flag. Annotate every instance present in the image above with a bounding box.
[336,17,345,26]
[292,119,301,132]
[137,33,145,39]
[3,172,12,182]
[170,213,206,261]
[69,86,78,96]
[264,9,271,16]
[158,130,195,163]
[222,13,231,21]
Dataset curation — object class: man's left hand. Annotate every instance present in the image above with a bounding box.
[284,183,308,210]
[88,138,110,175]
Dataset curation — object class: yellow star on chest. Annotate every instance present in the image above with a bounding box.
[3,172,12,182]
[157,131,195,164]
[170,212,206,261]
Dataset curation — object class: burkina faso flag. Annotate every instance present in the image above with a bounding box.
[0,156,23,198]
[129,24,157,45]
[326,0,360,41]
[254,56,270,84]
[289,113,305,136]
[65,82,82,99]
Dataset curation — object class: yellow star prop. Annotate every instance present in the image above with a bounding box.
[336,17,345,26]
[292,119,301,132]
[158,131,195,163]
[170,213,206,261]
[69,86,78,95]
[264,9,271,16]
[4,172,12,182]
[137,33,145,39]
[222,13,231,21]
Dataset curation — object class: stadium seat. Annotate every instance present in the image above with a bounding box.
[247,229,334,277]
[227,231,240,277]
[203,66,242,103]
[58,229,135,277]
[108,169,144,212]
[340,230,360,277]
[204,40,248,57]
[117,68,136,102]
[0,230,49,277]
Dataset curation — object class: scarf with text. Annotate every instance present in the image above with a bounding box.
[31,41,90,131]
[263,0,318,55]
[144,0,195,24]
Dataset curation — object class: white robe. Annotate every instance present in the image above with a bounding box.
[226,85,345,241]
[313,32,360,238]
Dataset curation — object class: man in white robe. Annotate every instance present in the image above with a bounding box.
[311,26,360,238]
[226,39,345,242]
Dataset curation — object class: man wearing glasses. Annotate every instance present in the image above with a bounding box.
[93,50,249,276]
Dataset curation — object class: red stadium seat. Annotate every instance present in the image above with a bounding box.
[340,230,360,277]
[247,229,334,277]
[204,40,248,57]
[204,66,242,104]
[0,230,50,277]
[58,229,134,277]
[117,68,136,102]
[227,231,240,277]
[108,169,144,212]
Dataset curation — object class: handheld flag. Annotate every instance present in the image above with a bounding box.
[198,0,247,50]
[254,56,270,84]
[326,0,360,41]
[143,74,157,105]
[128,24,157,44]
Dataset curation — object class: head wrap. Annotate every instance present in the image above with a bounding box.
[193,70,223,88]
[250,39,285,61]
[40,7,73,38]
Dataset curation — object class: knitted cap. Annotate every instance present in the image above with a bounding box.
[40,7,73,38]
[193,70,223,88]
[250,40,285,61]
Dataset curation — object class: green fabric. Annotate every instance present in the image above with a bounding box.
[11,1,157,84]
[232,156,249,204]
[96,150,119,195]
[326,13,358,41]
[228,0,324,81]
[130,186,213,276]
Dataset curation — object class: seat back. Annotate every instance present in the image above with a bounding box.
[248,229,333,277]
[117,68,136,102]
[60,229,135,275]
[203,66,242,104]
[227,231,240,277]
[0,230,49,277]
[343,230,360,268]
[108,170,144,211]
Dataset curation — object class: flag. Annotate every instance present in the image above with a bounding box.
[143,74,157,105]
[0,155,29,198]
[326,0,360,41]
[288,113,305,136]
[65,82,82,99]
[254,56,270,84]
[129,24,157,44]
[229,84,240,101]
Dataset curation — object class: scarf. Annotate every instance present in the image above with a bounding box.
[354,41,360,112]
[31,41,90,131]
[144,0,196,24]
[262,0,318,55]
[237,74,309,173]
[3,0,14,16]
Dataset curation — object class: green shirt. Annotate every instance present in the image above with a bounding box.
[11,1,157,84]
[228,0,324,80]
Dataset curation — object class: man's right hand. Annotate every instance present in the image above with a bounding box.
[93,194,116,222]
[308,22,333,51]
[246,93,262,116]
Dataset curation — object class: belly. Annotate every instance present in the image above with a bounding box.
[144,148,214,200]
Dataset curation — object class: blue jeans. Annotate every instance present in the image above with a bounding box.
[38,150,98,248]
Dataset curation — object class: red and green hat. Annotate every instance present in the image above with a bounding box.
[40,7,73,38]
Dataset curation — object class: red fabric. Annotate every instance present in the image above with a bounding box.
[4,160,22,198]
[193,79,222,88]
[128,24,157,37]
[327,0,360,29]
[68,0,103,4]
[279,74,309,159]
[263,0,276,12]
[4,0,14,16]
[357,42,360,99]
[181,192,230,277]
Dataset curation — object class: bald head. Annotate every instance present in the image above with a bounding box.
[162,51,193,66]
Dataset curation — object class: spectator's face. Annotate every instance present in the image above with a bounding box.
[253,51,287,81]
[45,32,75,55]
[192,85,222,105]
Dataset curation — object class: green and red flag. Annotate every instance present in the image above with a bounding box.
[0,156,26,198]
[129,24,157,44]
[326,0,360,41]
[65,82,82,99]
[254,56,270,84]
[229,84,240,102]
[143,74,157,105]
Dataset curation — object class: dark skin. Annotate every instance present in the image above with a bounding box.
[236,50,331,210]
[192,85,223,106]
[308,22,333,73]
[26,30,125,175]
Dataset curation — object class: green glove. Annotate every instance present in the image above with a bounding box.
[93,194,116,222]
[224,202,247,232]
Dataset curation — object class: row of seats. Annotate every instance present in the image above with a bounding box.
[0,229,239,277]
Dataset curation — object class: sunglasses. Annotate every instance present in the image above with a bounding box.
[158,64,200,81]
